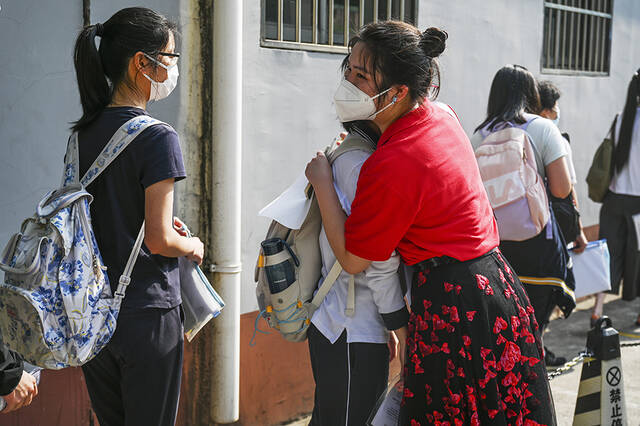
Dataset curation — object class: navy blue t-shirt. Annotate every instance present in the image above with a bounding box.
[78,107,186,309]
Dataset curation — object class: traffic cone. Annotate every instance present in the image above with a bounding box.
[573,316,627,426]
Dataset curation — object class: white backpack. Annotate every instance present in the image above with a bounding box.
[253,132,376,343]
[0,116,163,369]
[474,119,550,241]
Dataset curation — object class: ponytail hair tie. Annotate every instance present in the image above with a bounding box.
[95,22,104,37]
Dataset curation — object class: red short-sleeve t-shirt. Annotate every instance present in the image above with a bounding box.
[344,100,499,265]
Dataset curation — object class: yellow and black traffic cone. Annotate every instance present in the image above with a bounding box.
[573,316,627,426]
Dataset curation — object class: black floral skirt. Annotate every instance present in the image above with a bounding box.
[399,249,556,426]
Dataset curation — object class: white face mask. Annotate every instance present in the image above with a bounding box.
[333,78,396,122]
[551,105,560,126]
[143,53,179,102]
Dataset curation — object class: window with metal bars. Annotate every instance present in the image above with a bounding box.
[261,0,418,53]
[542,0,613,75]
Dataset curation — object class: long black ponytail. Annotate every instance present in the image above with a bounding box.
[614,69,640,173]
[72,7,177,131]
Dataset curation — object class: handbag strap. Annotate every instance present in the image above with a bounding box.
[609,114,619,143]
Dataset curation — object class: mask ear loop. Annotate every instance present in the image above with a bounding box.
[368,93,398,119]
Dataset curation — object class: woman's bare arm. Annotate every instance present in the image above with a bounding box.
[144,178,204,264]
[546,156,572,199]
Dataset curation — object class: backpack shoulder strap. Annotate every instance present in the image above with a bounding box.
[520,115,538,131]
[609,114,619,143]
[68,115,168,300]
[310,260,355,317]
[79,115,167,187]
[114,222,146,298]
[327,131,376,165]
[522,129,544,176]
[62,133,81,187]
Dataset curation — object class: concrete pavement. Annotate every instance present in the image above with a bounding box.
[545,294,640,426]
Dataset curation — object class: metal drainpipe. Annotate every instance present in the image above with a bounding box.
[210,0,242,423]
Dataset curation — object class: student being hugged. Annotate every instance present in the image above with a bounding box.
[307,121,407,426]
[72,8,203,426]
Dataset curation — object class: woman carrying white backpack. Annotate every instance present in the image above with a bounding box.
[471,65,575,367]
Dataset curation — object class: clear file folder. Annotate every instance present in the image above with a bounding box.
[179,256,225,342]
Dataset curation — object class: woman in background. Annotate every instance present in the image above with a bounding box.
[597,68,640,326]
[471,65,575,368]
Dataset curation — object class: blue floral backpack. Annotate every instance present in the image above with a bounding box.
[0,116,164,369]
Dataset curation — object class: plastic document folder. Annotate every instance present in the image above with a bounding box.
[569,239,611,299]
[367,375,403,426]
[179,257,225,342]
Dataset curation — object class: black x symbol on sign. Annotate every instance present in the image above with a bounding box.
[607,366,621,387]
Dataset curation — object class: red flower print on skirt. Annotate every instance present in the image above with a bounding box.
[418,273,427,287]
[476,274,489,290]
[500,341,522,372]
[400,252,555,426]
[493,317,508,334]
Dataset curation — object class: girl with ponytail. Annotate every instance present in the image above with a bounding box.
[598,69,640,324]
[305,21,555,425]
[72,8,203,426]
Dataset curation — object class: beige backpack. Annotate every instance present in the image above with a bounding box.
[475,119,550,241]
[253,132,375,343]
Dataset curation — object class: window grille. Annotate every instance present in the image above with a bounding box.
[542,0,613,75]
[262,0,418,53]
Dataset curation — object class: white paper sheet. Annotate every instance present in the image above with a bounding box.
[259,172,313,230]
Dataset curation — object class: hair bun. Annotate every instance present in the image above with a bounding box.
[419,27,447,58]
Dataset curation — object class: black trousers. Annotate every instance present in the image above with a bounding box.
[82,306,184,426]
[599,191,640,300]
[308,324,389,426]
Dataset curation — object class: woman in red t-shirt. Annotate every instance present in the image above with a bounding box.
[306,21,555,425]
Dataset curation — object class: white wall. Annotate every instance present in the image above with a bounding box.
[0,1,184,244]
[241,1,346,313]
[0,2,80,245]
